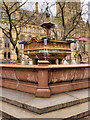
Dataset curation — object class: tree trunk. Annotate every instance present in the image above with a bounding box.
[16,46,21,63]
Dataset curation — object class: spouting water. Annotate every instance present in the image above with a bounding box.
[41,3,55,61]
[44,38,48,60]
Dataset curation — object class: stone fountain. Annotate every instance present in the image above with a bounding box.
[22,5,71,64]
[1,5,89,97]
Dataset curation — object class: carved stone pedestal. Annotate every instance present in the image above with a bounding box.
[36,88,50,98]
[35,60,50,97]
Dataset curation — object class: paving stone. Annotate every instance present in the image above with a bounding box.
[0,116,2,120]
[66,88,89,99]
[0,112,2,120]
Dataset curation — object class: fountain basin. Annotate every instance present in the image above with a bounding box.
[41,22,55,29]
[0,64,90,97]
[24,37,71,62]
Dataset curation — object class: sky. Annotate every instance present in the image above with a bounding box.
[20,0,90,22]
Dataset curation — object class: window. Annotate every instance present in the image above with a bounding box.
[58,31,59,36]
[0,11,3,17]
[29,26,31,32]
[83,42,85,52]
[4,38,10,48]
[61,31,62,37]
[28,36,31,41]
[0,22,1,27]
[22,44,24,49]
[19,44,24,49]
[25,27,27,32]
[22,54,24,59]
[8,38,10,48]
[8,23,10,29]
[83,32,85,37]
[42,29,44,34]
[70,55,71,60]
[37,28,39,33]
[4,23,7,28]
[20,52,22,57]
[20,26,22,32]
[8,52,10,59]
[33,27,35,33]
[51,31,53,36]
[78,33,80,37]
[73,42,77,50]
[4,52,6,59]
[79,41,81,50]
[4,38,7,48]
[1,6,3,10]
[20,35,24,41]
[24,17,27,21]
[13,27,15,31]
[0,6,3,12]
[0,6,3,17]
[19,44,21,49]
[5,12,7,17]
[13,13,15,19]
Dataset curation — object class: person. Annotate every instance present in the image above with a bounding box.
[71,59,76,64]
[8,61,11,64]
[63,59,68,64]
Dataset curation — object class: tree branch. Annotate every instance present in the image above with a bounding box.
[0,26,10,37]
[65,16,81,38]
[58,2,66,33]
[10,0,28,15]
[9,2,19,11]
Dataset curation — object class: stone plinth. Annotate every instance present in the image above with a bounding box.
[36,60,50,97]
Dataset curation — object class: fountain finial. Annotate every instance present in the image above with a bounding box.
[41,3,55,38]
[46,3,50,18]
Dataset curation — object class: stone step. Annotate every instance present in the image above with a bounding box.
[0,111,3,120]
[0,115,2,120]
[0,87,89,114]
[0,101,89,119]
[0,116,2,120]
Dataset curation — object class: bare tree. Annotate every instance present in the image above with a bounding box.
[54,1,87,40]
[0,0,33,62]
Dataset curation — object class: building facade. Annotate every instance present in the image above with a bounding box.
[0,2,47,63]
[0,1,89,64]
[56,1,89,63]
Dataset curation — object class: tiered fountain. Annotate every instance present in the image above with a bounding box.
[23,5,71,64]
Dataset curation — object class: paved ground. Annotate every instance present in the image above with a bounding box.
[0,87,89,119]
[0,101,89,119]
[0,117,2,120]
[0,87,89,109]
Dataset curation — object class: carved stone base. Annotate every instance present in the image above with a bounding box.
[36,88,50,98]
